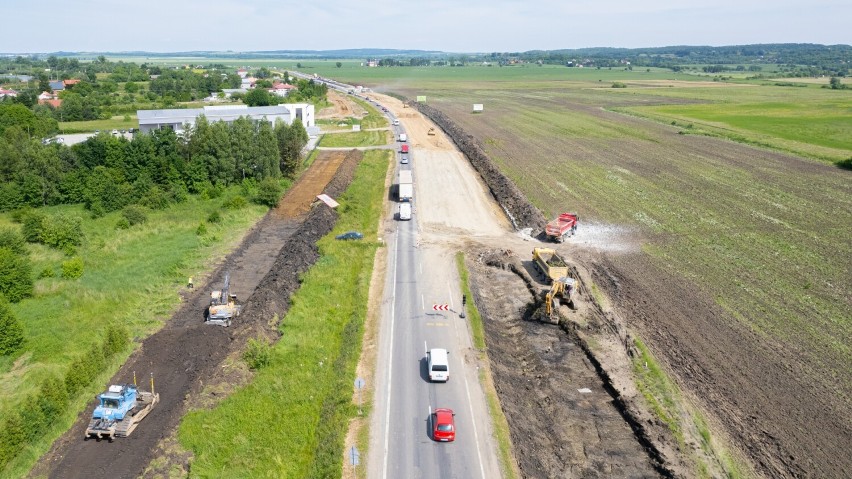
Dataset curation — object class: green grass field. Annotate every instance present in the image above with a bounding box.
[0,192,268,476]
[178,150,389,478]
[318,129,390,148]
[59,115,139,133]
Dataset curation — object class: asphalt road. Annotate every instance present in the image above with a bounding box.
[367,116,501,479]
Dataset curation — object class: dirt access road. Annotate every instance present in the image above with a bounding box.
[371,93,671,478]
[32,150,360,479]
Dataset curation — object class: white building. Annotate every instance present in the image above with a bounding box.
[136,104,315,135]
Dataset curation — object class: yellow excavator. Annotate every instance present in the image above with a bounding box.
[542,276,577,324]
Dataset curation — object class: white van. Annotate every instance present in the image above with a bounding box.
[398,133,407,142]
[426,346,449,382]
[399,203,412,221]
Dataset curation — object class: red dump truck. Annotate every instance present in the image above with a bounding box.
[545,213,579,243]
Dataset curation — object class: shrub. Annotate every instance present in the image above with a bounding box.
[0,412,25,469]
[0,228,27,255]
[611,82,627,88]
[0,247,33,302]
[89,201,106,219]
[207,211,222,224]
[39,214,84,250]
[61,257,84,279]
[222,195,247,209]
[103,322,129,357]
[10,207,33,224]
[196,222,208,236]
[141,185,170,210]
[254,178,284,208]
[121,205,148,226]
[37,375,69,424]
[64,342,105,396]
[243,338,272,370]
[0,297,25,355]
[116,217,131,230]
[21,210,47,243]
[38,267,56,278]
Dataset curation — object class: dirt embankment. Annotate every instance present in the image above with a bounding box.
[33,150,363,479]
[408,100,546,231]
[468,249,677,478]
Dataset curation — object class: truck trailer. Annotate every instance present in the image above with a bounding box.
[398,170,413,202]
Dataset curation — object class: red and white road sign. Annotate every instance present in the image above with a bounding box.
[432,304,449,311]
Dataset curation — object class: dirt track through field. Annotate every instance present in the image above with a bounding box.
[33,150,358,479]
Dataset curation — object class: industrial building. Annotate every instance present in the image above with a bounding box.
[136,104,315,134]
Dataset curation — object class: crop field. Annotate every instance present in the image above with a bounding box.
[178,150,388,477]
[0,191,268,476]
[411,82,850,378]
[325,67,850,476]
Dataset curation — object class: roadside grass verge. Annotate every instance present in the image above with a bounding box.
[0,189,268,477]
[456,252,519,479]
[632,338,747,478]
[318,130,389,148]
[178,150,389,478]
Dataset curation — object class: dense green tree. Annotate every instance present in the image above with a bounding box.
[254,178,284,207]
[0,295,25,355]
[0,228,26,255]
[275,119,308,177]
[244,88,273,106]
[336,62,342,68]
[230,117,257,181]
[0,248,33,302]
[0,103,57,137]
[256,120,281,179]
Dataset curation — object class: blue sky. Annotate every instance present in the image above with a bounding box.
[3,0,850,53]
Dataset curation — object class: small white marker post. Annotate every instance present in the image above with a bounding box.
[354,377,365,415]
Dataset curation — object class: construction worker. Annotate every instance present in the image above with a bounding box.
[188,276,194,289]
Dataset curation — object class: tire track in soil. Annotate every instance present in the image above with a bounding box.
[33,150,358,479]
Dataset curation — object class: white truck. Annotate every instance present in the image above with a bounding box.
[398,170,413,202]
[398,202,412,220]
[398,133,407,142]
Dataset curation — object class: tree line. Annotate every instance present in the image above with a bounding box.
[0,109,308,214]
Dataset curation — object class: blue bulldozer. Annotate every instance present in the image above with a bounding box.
[85,375,159,441]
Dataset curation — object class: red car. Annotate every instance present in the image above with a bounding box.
[431,408,456,442]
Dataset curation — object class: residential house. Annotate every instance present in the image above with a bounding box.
[269,82,296,98]
[49,80,64,91]
[0,88,18,98]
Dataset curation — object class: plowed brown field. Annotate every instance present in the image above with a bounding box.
[370,83,850,478]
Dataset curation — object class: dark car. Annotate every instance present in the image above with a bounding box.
[335,231,364,241]
[431,408,456,442]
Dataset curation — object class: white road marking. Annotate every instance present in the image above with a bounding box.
[382,226,400,479]
[447,282,455,309]
[421,294,425,311]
